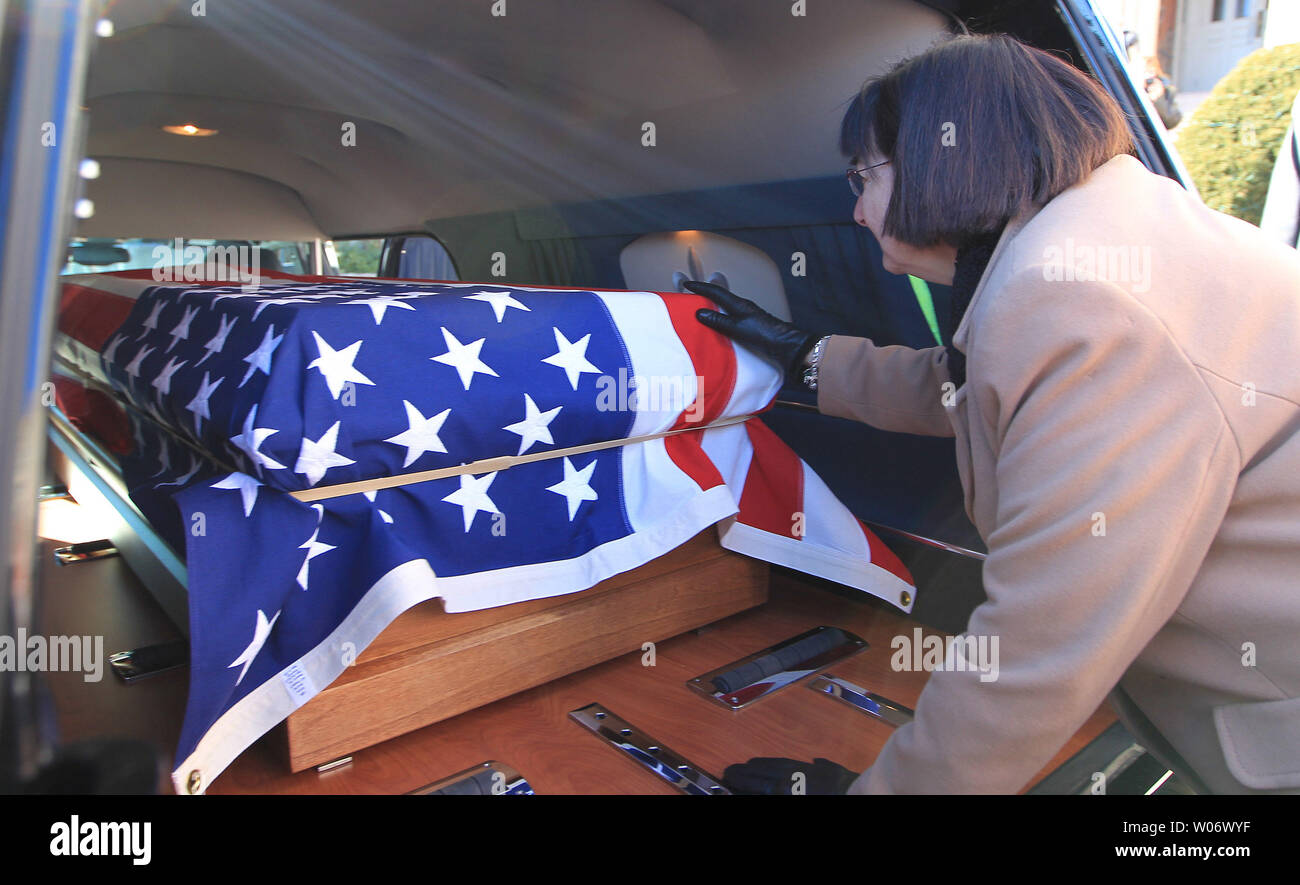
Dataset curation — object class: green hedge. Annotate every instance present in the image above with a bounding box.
[1176,42,1300,226]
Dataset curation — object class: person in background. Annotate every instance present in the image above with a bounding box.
[1143,54,1183,129]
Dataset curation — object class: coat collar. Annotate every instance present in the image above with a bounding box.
[949,153,1144,354]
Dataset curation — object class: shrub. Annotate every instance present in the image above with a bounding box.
[1176,42,1300,226]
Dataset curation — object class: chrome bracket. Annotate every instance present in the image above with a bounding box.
[53,538,119,565]
[408,761,533,795]
[807,674,914,727]
[316,756,353,774]
[38,483,73,503]
[688,625,867,710]
[569,703,729,795]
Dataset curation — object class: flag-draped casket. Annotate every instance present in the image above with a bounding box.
[53,269,916,793]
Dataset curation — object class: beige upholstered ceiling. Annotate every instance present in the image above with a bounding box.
[77,0,950,239]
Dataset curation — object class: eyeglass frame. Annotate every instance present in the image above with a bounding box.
[847,160,890,196]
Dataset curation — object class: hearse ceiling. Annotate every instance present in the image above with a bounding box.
[77,0,962,239]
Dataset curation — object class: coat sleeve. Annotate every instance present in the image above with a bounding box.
[847,271,1241,794]
[815,335,957,437]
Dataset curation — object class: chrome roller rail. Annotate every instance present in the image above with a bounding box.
[808,674,914,727]
[408,760,533,795]
[52,538,119,566]
[569,703,729,795]
[688,625,867,710]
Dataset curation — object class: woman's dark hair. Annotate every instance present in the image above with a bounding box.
[840,33,1135,247]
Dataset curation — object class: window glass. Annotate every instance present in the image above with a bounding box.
[61,238,311,276]
[392,234,458,281]
[329,238,384,277]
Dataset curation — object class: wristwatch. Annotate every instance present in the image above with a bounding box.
[801,335,831,390]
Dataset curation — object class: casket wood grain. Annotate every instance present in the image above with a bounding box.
[279,529,769,772]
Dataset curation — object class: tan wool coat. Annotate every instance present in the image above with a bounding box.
[816,154,1300,794]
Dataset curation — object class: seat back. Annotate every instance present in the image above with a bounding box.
[619,230,792,321]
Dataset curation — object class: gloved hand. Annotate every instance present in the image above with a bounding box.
[685,280,820,379]
[722,756,860,795]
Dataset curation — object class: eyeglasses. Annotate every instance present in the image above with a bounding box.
[847,160,890,196]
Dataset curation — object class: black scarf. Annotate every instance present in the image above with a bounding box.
[944,225,1006,390]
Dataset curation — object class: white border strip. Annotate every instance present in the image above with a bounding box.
[716,519,915,613]
[170,482,738,793]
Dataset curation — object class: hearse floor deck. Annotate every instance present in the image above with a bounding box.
[35,537,1116,795]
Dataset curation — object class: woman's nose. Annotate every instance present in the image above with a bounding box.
[853,195,869,228]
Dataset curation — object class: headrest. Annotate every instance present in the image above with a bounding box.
[619,231,792,321]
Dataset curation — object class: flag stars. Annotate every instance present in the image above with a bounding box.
[431,327,498,391]
[384,400,451,468]
[102,333,126,366]
[155,453,202,489]
[167,305,200,353]
[349,296,417,325]
[229,404,287,476]
[542,327,601,390]
[464,289,530,323]
[296,526,337,590]
[137,299,166,340]
[294,421,356,487]
[151,356,188,397]
[186,372,224,435]
[307,331,376,401]
[441,471,500,532]
[228,608,280,685]
[196,314,237,367]
[547,457,599,521]
[503,394,562,455]
[240,325,284,388]
[212,472,264,517]
[123,344,156,381]
[363,490,394,524]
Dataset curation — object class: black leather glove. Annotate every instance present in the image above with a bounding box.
[722,756,860,795]
[685,280,820,379]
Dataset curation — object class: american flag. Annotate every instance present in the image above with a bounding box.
[56,270,915,793]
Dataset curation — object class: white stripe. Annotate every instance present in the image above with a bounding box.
[801,460,873,563]
[700,420,755,491]
[594,291,698,438]
[619,435,737,534]
[722,336,784,416]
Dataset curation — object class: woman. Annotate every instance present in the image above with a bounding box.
[688,34,1300,795]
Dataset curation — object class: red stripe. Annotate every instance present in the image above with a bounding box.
[51,376,133,455]
[659,292,737,430]
[58,284,137,350]
[860,519,915,586]
[736,419,803,538]
[657,290,738,492]
[662,432,726,492]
